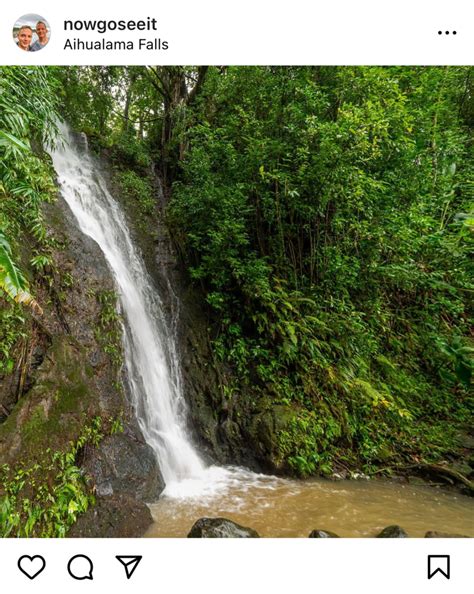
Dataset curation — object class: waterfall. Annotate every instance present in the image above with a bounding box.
[50,124,205,486]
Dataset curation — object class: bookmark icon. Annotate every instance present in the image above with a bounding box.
[427,555,450,580]
[116,555,142,579]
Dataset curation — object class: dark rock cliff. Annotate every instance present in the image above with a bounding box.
[0,195,121,462]
[0,166,162,535]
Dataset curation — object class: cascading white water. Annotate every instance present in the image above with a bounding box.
[51,124,206,485]
[51,124,271,500]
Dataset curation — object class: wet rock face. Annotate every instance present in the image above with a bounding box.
[82,433,165,502]
[67,494,153,538]
[243,403,296,473]
[0,158,160,537]
[188,517,260,538]
[0,335,113,463]
[309,529,340,538]
[0,342,48,425]
[0,195,123,464]
[376,525,408,538]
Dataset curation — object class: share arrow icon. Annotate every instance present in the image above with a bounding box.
[116,555,142,579]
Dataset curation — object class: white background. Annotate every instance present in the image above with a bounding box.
[3,538,472,592]
[0,1,472,591]
[0,0,472,65]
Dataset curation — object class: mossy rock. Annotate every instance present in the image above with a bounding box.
[188,517,260,538]
[246,403,295,472]
[68,494,153,538]
[376,525,408,538]
[0,335,104,463]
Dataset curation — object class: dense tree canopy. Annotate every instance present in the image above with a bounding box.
[0,65,472,478]
[168,67,473,473]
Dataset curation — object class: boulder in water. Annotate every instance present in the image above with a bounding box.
[82,433,165,501]
[308,529,340,538]
[188,517,260,538]
[376,525,408,538]
[68,494,153,537]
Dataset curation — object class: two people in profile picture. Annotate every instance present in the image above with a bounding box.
[15,17,50,51]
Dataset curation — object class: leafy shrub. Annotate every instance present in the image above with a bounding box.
[0,418,103,537]
[114,133,151,169]
[116,170,155,216]
[169,66,473,473]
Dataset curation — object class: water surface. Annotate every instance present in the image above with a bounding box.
[147,471,474,537]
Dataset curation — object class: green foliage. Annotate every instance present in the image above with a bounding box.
[113,133,152,169]
[170,66,473,474]
[0,67,60,380]
[0,230,40,311]
[56,66,161,162]
[94,290,123,368]
[110,416,124,435]
[115,170,155,233]
[277,408,342,476]
[0,67,59,310]
[437,336,474,388]
[0,305,26,375]
[0,418,104,537]
[57,66,121,139]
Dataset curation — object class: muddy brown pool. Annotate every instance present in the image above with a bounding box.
[145,471,474,538]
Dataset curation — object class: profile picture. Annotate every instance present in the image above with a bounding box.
[13,14,50,52]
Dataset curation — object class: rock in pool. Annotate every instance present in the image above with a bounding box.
[308,529,340,538]
[376,525,408,538]
[188,517,260,538]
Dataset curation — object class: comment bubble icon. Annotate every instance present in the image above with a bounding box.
[68,554,94,580]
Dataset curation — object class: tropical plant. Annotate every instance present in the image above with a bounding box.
[0,67,59,310]
[0,230,41,312]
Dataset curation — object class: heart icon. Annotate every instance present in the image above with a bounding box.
[18,555,46,580]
